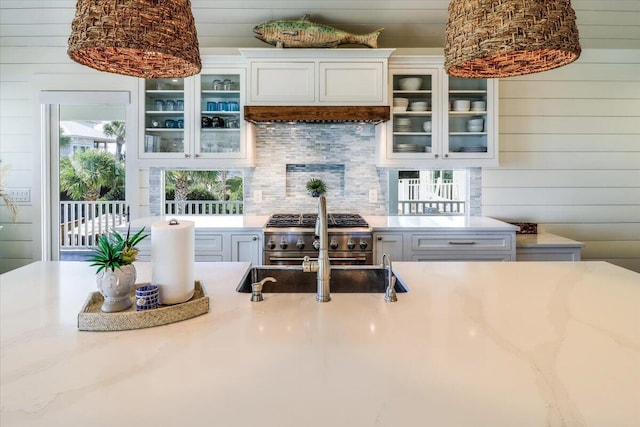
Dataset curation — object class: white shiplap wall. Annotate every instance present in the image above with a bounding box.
[1,0,639,273]
[484,50,640,271]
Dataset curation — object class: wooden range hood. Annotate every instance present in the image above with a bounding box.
[244,105,390,124]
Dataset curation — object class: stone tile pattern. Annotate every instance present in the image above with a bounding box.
[244,123,388,215]
[147,123,482,216]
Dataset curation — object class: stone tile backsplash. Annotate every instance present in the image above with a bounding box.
[243,122,388,215]
[148,122,482,216]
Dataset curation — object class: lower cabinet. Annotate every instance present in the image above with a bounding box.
[136,231,262,264]
[374,230,516,262]
[373,233,404,264]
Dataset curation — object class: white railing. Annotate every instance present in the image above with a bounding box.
[60,201,128,249]
[398,200,466,215]
[398,178,458,201]
[165,200,243,215]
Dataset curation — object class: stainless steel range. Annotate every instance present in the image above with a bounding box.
[263,213,373,265]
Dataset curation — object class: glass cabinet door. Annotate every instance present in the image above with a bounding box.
[390,72,436,157]
[143,78,186,155]
[197,70,244,158]
[446,76,489,156]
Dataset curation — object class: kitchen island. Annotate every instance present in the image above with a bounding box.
[1,261,638,426]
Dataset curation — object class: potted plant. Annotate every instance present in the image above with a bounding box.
[90,225,149,312]
[306,178,327,197]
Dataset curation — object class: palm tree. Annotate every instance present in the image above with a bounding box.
[165,170,220,213]
[103,121,126,160]
[60,150,123,201]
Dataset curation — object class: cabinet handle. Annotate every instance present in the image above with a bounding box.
[444,153,449,158]
[377,236,383,240]
[448,241,476,245]
[185,154,190,158]
[434,154,439,158]
[252,236,258,241]
[195,154,200,158]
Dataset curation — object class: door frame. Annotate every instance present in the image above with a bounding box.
[37,73,139,261]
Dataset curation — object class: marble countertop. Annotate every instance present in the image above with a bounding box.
[363,215,519,231]
[1,261,638,426]
[516,232,585,248]
[123,215,518,232]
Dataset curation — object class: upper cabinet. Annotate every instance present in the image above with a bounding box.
[378,55,499,168]
[240,48,395,105]
[139,63,254,167]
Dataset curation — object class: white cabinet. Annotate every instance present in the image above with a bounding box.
[241,48,395,105]
[139,65,254,167]
[134,231,261,263]
[516,233,584,261]
[408,231,515,261]
[230,233,262,265]
[378,55,498,168]
[373,229,516,262]
[373,233,404,265]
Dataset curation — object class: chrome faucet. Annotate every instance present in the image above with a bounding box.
[302,195,331,302]
[381,253,397,302]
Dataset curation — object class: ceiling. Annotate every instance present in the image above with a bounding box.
[0,0,638,50]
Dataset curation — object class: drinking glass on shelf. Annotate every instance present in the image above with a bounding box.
[155,100,165,111]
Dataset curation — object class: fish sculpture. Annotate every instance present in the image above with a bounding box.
[253,14,384,48]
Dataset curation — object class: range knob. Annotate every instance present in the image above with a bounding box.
[313,239,320,250]
[296,238,305,250]
[279,238,288,249]
[359,240,368,250]
[267,239,276,250]
[330,238,339,250]
[347,239,356,250]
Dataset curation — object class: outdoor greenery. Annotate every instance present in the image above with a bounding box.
[306,178,327,197]
[60,149,125,201]
[103,121,126,160]
[165,170,243,202]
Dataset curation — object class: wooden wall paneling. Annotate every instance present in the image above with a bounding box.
[483,187,640,206]
[482,205,640,224]
[498,134,639,152]
[483,169,640,188]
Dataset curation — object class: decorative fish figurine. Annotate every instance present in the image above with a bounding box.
[253,14,384,48]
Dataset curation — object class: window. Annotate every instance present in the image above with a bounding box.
[389,169,468,215]
[163,170,244,215]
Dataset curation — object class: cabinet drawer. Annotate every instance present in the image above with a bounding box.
[411,233,513,251]
[195,234,224,252]
[410,252,513,262]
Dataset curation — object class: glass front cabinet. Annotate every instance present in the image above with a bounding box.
[379,57,498,168]
[139,67,253,166]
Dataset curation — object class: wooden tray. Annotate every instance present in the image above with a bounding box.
[78,281,209,332]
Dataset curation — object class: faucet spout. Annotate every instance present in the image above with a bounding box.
[315,195,331,302]
[381,253,397,302]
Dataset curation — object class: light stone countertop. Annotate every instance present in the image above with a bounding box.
[124,214,518,232]
[363,214,519,231]
[516,232,585,248]
[1,261,639,427]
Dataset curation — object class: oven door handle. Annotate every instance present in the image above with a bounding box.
[268,256,368,262]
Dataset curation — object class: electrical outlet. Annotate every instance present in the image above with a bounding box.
[7,188,30,203]
[254,190,263,203]
[369,189,377,203]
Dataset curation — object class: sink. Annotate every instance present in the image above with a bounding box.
[236,265,408,294]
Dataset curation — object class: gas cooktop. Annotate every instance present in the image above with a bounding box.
[265,213,369,229]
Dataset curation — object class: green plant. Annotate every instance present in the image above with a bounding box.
[89,225,149,273]
[306,178,327,197]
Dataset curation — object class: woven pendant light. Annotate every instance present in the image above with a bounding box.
[444,0,581,78]
[68,0,201,78]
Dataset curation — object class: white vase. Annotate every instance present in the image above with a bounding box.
[96,264,136,312]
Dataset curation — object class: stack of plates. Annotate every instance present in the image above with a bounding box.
[395,117,412,132]
[396,143,420,152]
[459,146,487,153]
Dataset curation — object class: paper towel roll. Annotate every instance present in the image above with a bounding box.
[151,219,195,304]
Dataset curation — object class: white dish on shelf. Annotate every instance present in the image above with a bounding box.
[399,77,422,91]
[393,97,409,107]
[471,100,486,111]
[453,100,471,111]
[409,102,429,111]
[393,106,408,113]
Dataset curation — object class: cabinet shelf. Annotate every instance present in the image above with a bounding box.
[393,90,432,94]
[449,110,486,115]
[201,90,241,95]
[450,132,487,136]
[201,128,240,132]
[201,111,240,115]
[393,111,432,116]
[393,132,432,136]
[449,90,487,94]
[145,128,184,132]
[146,111,184,115]
[146,90,184,94]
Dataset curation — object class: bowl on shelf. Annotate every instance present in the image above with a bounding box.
[393,106,407,113]
[423,121,432,132]
[393,97,409,107]
[471,100,486,111]
[452,99,471,111]
[399,77,423,91]
[467,125,484,132]
[409,101,429,111]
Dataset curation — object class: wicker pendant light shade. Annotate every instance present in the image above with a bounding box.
[445,0,581,78]
[68,0,201,78]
